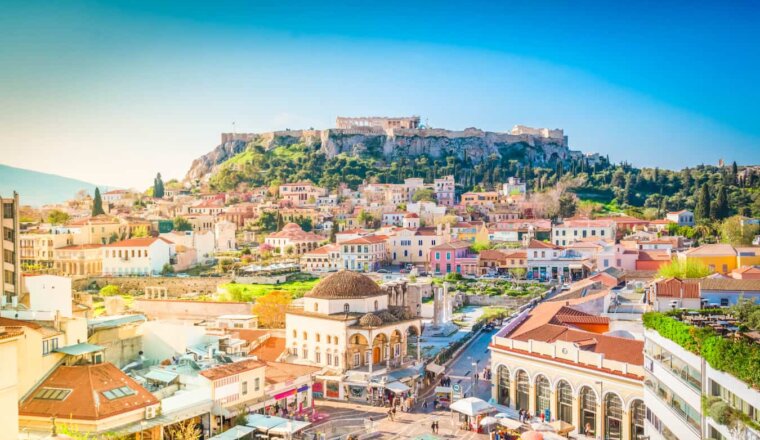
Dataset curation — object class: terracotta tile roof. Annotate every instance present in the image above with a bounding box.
[249,337,286,362]
[479,249,509,261]
[0,317,42,329]
[232,329,270,343]
[200,359,266,381]
[549,306,610,326]
[342,235,388,245]
[558,218,616,228]
[508,302,607,338]
[0,328,23,340]
[19,363,158,420]
[637,250,671,261]
[654,278,700,298]
[415,227,439,236]
[699,278,760,292]
[431,240,472,251]
[264,361,320,385]
[267,223,323,242]
[304,244,340,255]
[684,244,737,256]
[511,323,644,364]
[105,237,173,248]
[527,239,560,249]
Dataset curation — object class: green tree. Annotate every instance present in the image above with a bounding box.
[657,259,712,278]
[153,173,165,198]
[720,216,760,246]
[173,216,193,231]
[412,188,436,202]
[714,185,729,219]
[329,225,337,243]
[558,193,577,218]
[92,187,105,216]
[255,211,278,232]
[46,209,70,225]
[160,263,174,276]
[695,185,711,220]
[99,284,121,296]
[130,226,149,238]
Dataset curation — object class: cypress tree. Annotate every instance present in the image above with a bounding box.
[92,187,105,216]
[715,185,729,219]
[695,185,711,220]
[153,173,165,198]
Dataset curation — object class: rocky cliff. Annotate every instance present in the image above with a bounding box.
[185,127,582,182]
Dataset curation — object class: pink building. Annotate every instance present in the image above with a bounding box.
[429,240,479,276]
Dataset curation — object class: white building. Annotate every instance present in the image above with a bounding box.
[434,175,455,206]
[341,235,388,272]
[644,315,760,440]
[552,218,616,246]
[501,177,527,197]
[665,210,695,227]
[285,271,422,401]
[102,237,176,276]
[161,230,215,265]
[300,243,342,273]
[264,223,323,256]
[24,274,73,318]
[214,219,237,252]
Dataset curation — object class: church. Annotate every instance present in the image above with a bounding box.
[285,270,424,402]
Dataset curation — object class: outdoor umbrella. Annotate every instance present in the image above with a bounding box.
[480,416,499,426]
[520,432,543,440]
[498,418,524,430]
[449,397,493,417]
[548,420,574,435]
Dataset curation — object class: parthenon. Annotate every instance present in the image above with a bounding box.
[336,116,421,130]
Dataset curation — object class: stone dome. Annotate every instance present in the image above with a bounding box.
[282,223,302,231]
[359,313,383,327]
[305,270,385,299]
[377,311,398,323]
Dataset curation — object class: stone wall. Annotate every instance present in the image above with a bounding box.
[133,299,253,321]
[74,276,231,296]
[462,293,535,308]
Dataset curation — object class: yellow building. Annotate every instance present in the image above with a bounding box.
[66,214,126,245]
[681,244,760,274]
[53,244,103,277]
[20,232,75,268]
[0,328,21,440]
[0,316,88,398]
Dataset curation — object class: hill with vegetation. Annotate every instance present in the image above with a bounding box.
[0,163,103,206]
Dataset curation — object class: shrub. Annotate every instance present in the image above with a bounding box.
[99,284,121,297]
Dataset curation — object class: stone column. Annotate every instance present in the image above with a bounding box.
[571,395,580,437]
[509,380,517,410]
[622,408,630,440]
[597,398,604,440]
[549,389,558,423]
[529,383,536,417]
[416,334,421,361]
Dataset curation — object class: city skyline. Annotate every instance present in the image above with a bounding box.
[2,0,759,188]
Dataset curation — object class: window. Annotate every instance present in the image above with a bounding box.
[374,300,378,311]
[515,371,529,411]
[42,338,58,355]
[557,381,573,424]
[535,375,551,414]
[326,335,331,344]
[326,353,332,366]
[255,378,260,391]
[353,352,360,367]
[497,366,510,406]
[302,347,308,359]
[435,252,440,260]
[313,303,319,312]
[604,393,623,440]
[303,331,308,340]
[316,333,321,342]
[344,303,350,313]
[446,252,451,260]
[293,330,297,338]
[34,388,71,401]
[334,337,339,345]
[315,350,321,363]
[102,386,137,400]
[631,399,645,439]
[242,381,248,395]
[579,387,597,437]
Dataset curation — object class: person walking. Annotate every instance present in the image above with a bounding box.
[431,421,436,434]
[388,409,394,421]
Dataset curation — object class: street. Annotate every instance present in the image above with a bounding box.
[437,326,497,401]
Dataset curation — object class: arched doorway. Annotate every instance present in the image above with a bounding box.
[604,393,623,440]
[579,386,597,437]
[348,334,369,368]
[556,380,573,424]
[535,375,551,417]
[515,370,530,412]
[630,399,645,440]
[372,333,388,364]
[497,365,510,406]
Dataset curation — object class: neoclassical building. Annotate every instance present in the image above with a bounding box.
[490,300,645,440]
[285,271,423,401]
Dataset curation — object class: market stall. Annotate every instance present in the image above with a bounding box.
[449,397,494,432]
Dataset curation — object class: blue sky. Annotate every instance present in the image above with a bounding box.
[1,0,758,189]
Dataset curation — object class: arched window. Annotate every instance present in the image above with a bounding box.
[292,330,297,338]
[344,303,350,313]
[579,386,597,437]
[374,300,379,311]
[630,399,645,440]
[497,365,510,406]
[316,333,321,342]
[515,370,530,412]
[313,302,319,312]
[303,331,308,340]
[535,375,551,415]
[604,393,623,440]
[557,380,573,424]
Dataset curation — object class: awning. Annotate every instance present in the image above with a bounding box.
[54,342,104,356]
[425,363,445,375]
[568,263,583,270]
[145,369,179,384]
[385,381,410,393]
[273,388,296,400]
[245,414,289,431]
[208,426,255,439]
[267,420,311,435]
